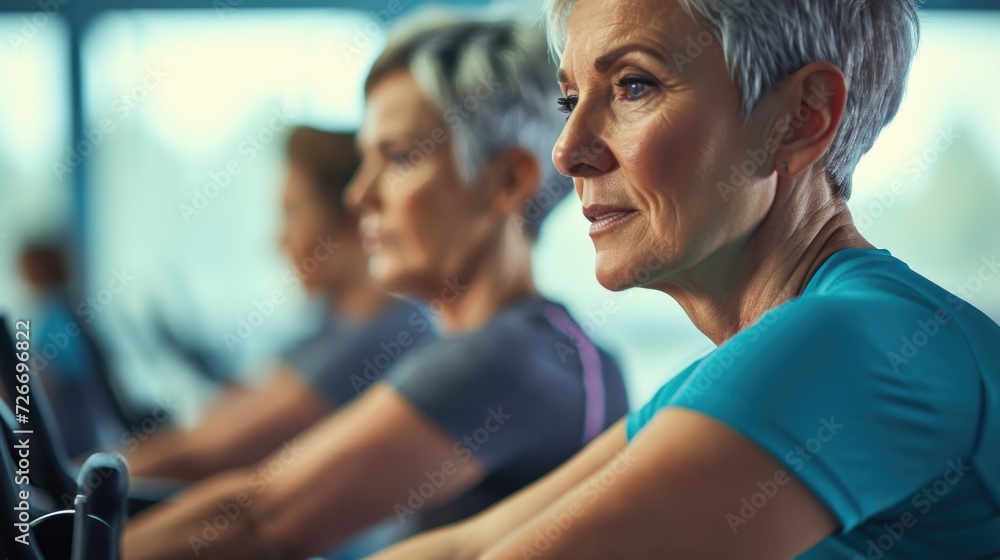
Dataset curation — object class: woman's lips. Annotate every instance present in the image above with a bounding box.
[360,220,384,252]
[362,233,383,252]
[583,205,638,236]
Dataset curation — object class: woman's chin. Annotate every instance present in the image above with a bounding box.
[367,256,402,291]
[594,252,637,291]
[367,259,429,300]
[594,264,637,292]
[594,251,671,292]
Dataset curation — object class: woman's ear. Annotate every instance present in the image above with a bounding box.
[484,146,542,217]
[767,62,848,178]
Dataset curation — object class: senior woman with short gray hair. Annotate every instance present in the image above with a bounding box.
[123,16,629,560]
[371,0,1000,558]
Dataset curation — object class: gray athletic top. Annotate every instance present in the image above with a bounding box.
[384,295,629,534]
[284,299,437,407]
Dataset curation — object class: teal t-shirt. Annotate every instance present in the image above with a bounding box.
[626,248,1000,559]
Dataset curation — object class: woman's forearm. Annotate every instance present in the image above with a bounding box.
[373,420,631,560]
[122,469,284,560]
[368,522,477,560]
[124,428,203,479]
[126,369,330,480]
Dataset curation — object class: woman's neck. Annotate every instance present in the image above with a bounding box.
[327,275,393,324]
[658,173,875,346]
[432,233,538,335]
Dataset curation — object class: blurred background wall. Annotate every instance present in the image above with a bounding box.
[2,0,998,422]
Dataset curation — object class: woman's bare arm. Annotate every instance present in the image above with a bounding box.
[122,385,487,559]
[124,366,331,480]
[370,418,630,560]
[480,409,836,560]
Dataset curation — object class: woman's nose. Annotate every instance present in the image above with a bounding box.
[552,110,614,178]
[344,165,375,212]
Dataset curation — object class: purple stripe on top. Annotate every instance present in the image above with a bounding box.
[543,304,606,444]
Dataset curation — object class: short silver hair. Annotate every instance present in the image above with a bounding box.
[543,0,921,198]
[366,14,573,238]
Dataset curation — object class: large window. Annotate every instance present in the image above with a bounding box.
[0,13,70,317]
[80,9,386,414]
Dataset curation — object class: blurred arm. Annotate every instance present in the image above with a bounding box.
[370,418,629,560]
[124,366,331,480]
[122,384,486,560]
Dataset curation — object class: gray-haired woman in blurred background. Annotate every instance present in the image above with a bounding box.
[122,127,437,481]
[123,16,627,560]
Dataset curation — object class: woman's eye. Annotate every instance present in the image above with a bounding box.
[389,153,410,165]
[618,77,654,101]
[557,95,578,118]
[626,81,646,99]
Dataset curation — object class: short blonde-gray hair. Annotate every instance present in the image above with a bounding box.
[366,15,573,238]
[543,0,921,198]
